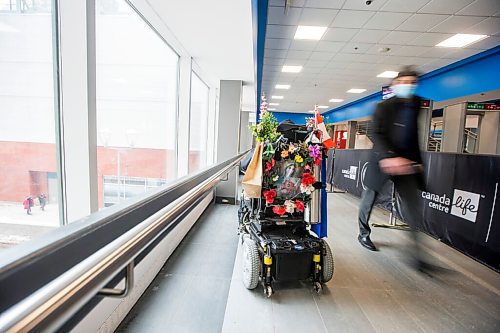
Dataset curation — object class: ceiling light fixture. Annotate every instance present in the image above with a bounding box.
[377,71,399,78]
[347,88,366,93]
[282,65,302,73]
[329,98,344,103]
[294,25,328,40]
[269,102,280,106]
[272,95,284,99]
[436,34,488,48]
[268,108,277,111]
[275,84,291,89]
[318,105,329,109]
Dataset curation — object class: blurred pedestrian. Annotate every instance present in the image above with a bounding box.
[357,66,427,269]
[38,193,46,211]
[24,196,34,215]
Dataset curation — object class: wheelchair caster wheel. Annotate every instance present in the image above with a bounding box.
[314,282,322,294]
[264,285,273,298]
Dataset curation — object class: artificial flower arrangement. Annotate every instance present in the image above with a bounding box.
[261,138,322,217]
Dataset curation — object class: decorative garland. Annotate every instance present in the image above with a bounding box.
[261,140,322,216]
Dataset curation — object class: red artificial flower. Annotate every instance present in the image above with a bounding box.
[301,172,316,186]
[295,200,305,213]
[272,205,287,216]
[263,189,277,204]
[265,158,276,172]
[314,157,321,165]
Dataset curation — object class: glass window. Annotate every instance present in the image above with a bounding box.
[188,73,210,173]
[96,0,179,209]
[0,0,61,249]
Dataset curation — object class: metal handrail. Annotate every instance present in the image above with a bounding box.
[0,153,246,332]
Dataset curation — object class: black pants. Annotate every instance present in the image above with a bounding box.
[358,175,422,237]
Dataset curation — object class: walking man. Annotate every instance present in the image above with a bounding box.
[357,66,425,257]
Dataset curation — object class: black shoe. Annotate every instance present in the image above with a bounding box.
[358,235,377,251]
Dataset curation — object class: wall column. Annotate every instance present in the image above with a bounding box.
[442,103,467,153]
[216,80,242,204]
[346,121,357,149]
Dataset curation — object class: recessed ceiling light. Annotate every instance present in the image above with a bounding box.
[377,71,399,78]
[347,88,366,93]
[272,95,284,99]
[308,110,315,113]
[329,98,344,103]
[317,105,329,109]
[275,84,291,89]
[282,65,302,73]
[294,25,327,40]
[269,102,280,106]
[436,34,488,48]
[268,108,277,111]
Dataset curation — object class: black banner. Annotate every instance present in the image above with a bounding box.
[331,149,500,271]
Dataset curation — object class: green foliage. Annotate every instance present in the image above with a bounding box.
[251,111,281,143]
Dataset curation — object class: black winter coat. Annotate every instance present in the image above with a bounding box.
[364,95,425,192]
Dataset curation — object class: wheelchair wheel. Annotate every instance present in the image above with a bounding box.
[322,241,334,283]
[242,238,260,289]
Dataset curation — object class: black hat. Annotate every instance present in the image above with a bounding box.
[396,65,419,78]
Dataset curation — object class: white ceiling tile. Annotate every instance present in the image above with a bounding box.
[465,35,500,49]
[309,51,335,61]
[331,10,374,28]
[363,12,413,30]
[346,62,375,70]
[456,0,500,16]
[264,48,288,58]
[441,48,484,59]
[340,42,374,53]
[268,6,302,25]
[314,40,345,52]
[391,45,432,56]
[266,25,298,39]
[396,14,448,32]
[358,54,385,63]
[264,57,285,66]
[379,0,430,13]
[379,31,422,45]
[417,47,455,58]
[263,64,282,72]
[266,38,292,50]
[464,17,500,35]
[342,0,389,11]
[283,58,307,66]
[430,15,486,33]
[418,0,474,15]
[305,59,329,67]
[333,52,363,62]
[304,0,345,9]
[410,32,454,46]
[299,8,338,26]
[377,55,408,65]
[323,28,359,42]
[407,56,435,66]
[286,50,313,59]
[351,29,390,43]
[303,66,323,74]
[269,0,305,6]
[424,57,457,68]
[289,39,319,50]
[365,43,402,54]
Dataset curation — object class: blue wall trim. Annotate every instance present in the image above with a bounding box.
[322,46,500,123]
[253,0,268,123]
[272,112,311,125]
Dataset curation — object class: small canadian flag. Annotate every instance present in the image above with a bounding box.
[314,106,335,149]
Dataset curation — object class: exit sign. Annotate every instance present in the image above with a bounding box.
[467,102,500,111]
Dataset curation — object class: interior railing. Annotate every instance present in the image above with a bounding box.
[0,152,247,333]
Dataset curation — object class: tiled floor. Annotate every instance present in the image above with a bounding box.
[118,193,500,333]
